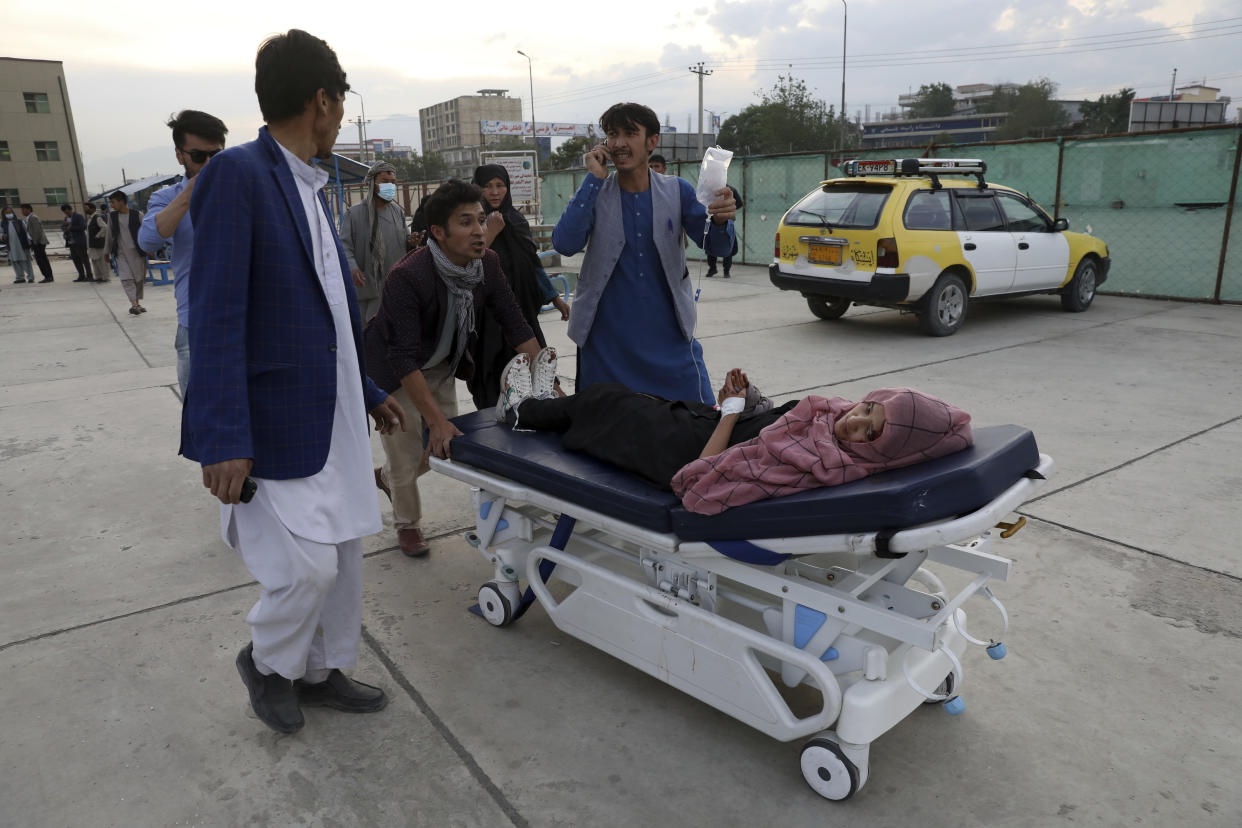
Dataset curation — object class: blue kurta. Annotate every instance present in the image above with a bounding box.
[573,177,731,404]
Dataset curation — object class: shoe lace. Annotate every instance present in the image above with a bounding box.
[533,355,557,399]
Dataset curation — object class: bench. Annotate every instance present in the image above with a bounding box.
[147,260,174,285]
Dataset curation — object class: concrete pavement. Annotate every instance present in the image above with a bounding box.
[2,257,1240,827]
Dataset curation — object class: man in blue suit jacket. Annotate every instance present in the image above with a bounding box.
[181,29,406,735]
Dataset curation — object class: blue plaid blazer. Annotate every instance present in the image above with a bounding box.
[180,127,387,478]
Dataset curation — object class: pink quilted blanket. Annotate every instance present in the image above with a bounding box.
[671,388,973,515]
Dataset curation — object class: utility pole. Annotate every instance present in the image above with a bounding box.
[689,62,713,155]
[348,90,368,162]
[840,0,848,154]
[517,50,540,220]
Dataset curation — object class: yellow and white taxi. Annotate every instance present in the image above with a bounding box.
[769,158,1110,335]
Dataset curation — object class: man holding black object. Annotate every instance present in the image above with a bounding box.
[181,29,405,735]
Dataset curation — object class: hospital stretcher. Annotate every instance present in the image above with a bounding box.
[431,409,1053,801]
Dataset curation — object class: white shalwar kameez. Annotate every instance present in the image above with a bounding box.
[222,143,381,682]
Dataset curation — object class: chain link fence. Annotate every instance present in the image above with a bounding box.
[538,124,1242,304]
[1058,129,1237,300]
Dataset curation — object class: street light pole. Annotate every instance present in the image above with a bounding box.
[840,0,848,154]
[348,89,368,162]
[517,50,540,219]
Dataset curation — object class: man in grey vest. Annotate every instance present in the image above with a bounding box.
[552,102,736,404]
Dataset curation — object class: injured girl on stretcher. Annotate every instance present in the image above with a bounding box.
[495,352,974,515]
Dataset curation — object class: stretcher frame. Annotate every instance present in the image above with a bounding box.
[431,451,1053,801]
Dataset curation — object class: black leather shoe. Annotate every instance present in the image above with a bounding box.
[295,669,388,713]
[235,643,304,733]
[38,278,53,283]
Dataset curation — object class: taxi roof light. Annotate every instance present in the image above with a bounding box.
[838,158,988,190]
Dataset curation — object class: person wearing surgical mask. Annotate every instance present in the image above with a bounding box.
[339,160,417,323]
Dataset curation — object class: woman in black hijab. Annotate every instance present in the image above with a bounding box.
[469,163,570,408]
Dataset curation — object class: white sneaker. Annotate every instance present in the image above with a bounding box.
[498,353,533,420]
[532,347,558,399]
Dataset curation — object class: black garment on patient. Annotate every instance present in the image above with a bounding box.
[515,383,797,490]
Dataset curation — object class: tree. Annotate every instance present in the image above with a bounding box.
[1079,87,1135,135]
[717,74,845,155]
[377,150,449,182]
[909,83,956,118]
[544,136,593,170]
[984,78,1068,139]
[421,151,448,181]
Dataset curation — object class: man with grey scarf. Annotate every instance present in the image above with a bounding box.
[340,160,418,321]
[364,180,539,557]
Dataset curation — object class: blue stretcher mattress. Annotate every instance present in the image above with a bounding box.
[448,410,1040,542]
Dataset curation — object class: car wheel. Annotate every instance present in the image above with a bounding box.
[807,296,851,320]
[1061,258,1097,312]
[917,272,968,336]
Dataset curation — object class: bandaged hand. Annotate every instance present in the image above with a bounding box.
[716,368,749,405]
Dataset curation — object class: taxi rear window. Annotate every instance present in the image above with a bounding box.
[785,183,890,229]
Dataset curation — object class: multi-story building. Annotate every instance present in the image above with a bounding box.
[420,90,523,179]
[894,83,1021,119]
[0,57,88,224]
[862,113,1008,149]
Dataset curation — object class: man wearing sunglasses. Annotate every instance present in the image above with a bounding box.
[139,110,228,397]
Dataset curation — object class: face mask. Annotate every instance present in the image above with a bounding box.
[3,213,12,220]
[376,182,397,202]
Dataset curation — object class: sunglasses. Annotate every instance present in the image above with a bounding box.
[179,147,222,164]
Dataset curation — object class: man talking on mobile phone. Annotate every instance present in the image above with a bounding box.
[552,102,736,403]
[180,29,406,735]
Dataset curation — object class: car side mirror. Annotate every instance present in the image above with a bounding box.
[1052,217,1069,232]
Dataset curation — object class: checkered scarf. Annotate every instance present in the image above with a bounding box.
[426,238,484,375]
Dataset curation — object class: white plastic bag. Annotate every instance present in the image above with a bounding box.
[696,146,734,207]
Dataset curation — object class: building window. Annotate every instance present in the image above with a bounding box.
[43,187,69,205]
[0,189,20,207]
[0,141,9,160]
[34,141,60,161]
[24,92,51,113]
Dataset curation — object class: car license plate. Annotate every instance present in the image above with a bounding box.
[808,244,843,266]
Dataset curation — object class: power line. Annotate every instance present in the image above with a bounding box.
[356,17,1242,127]
[710,26,1242,73]
[536,69,684,105]
[716,15,1242,67]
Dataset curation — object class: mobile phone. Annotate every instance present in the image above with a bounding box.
[240,477,257,503]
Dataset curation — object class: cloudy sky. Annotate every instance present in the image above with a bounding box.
[2,0,1237,190]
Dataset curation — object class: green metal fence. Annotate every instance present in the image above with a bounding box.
[541,124,1242,304]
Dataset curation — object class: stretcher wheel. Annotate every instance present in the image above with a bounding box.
[478,582,514,627]
[800,738,860,801]
[924,671,955,705]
